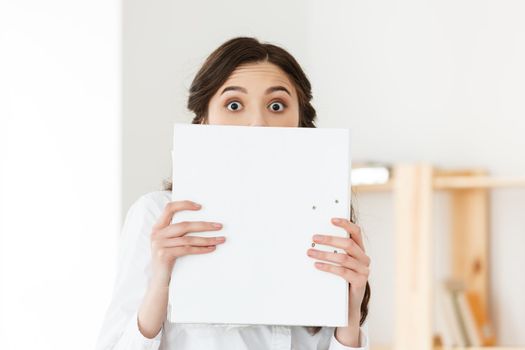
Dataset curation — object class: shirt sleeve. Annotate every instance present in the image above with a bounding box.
[328,322,369,350]
[95,193,165,350]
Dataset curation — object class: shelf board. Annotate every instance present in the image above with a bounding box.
[352,176,525,193]
[434,176,525,189]
[352,180,394,192]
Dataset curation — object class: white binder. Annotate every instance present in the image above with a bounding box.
[168,123,351,327]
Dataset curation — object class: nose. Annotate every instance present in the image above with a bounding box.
[249,109,269,127]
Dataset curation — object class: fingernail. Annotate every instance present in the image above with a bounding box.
[212,223,222,228]
[332,218,341,223]
[216,236,226,242]
[193,202,201,208]
[313,234,323,242]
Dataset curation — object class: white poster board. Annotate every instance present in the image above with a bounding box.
[169,123,351,327]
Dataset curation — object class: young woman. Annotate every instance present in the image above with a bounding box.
[96,37,371,350]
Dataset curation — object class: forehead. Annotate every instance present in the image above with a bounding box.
[222,62,295,93]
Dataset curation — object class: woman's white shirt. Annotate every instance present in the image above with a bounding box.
[96,190,369,350]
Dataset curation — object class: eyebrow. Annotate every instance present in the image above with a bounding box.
[220,85,291,96]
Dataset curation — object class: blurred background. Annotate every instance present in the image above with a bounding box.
[1,1,524,349]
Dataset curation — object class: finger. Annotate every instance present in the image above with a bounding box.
[331,218,365,252]
[153,200,202,230]
[169,245,218,257]
[162,235,226,248]
[312,234,370,266]
[314,262,368,288]
[307,249,369,275]
[160,221,223,239]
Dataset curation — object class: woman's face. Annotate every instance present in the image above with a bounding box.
[206,61,300,127]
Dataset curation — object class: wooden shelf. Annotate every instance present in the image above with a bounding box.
[355,164,525,350]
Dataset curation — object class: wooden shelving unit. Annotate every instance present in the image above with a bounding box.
[353,163,525,350]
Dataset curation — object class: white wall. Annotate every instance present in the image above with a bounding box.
[0,1,120,349]
[122,0,525,346]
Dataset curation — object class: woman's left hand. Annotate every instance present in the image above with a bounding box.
[306,217,370,347]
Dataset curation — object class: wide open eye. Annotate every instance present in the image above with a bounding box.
[226,101,243,111]
[268,101,285,112]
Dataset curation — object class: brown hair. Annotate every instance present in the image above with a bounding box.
[164,36,370,335]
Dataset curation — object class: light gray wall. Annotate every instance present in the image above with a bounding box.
[123,0,311,211]
[123,0,525,345]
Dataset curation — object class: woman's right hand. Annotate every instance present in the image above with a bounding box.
[149,200,225,284]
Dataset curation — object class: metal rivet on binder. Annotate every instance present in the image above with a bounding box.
[335,199,339,203]
[312,205,316,210]
[311,242,316,247]
[333,250,338,253]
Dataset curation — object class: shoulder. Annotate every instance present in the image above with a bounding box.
[119,190,172,241]
[136,190,172,208]
[126,190,172,219]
